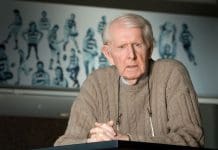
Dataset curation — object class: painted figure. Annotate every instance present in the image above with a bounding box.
[66,48,80,88]
[32,61,50,86]
[97,15,107,40]
[22,21,43,60]
[4,9,22,50]
[179,23,197,65]
[48,24,63,70]
[39,10,51,30]
[158,22,177,59]
[15,49,32,85]
[63,13,80,52]
[82,28,98,76]
[98,52,108,68]
[0,44,13,84]
[53,66,68,88]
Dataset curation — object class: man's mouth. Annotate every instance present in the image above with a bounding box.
[126,65,138,70]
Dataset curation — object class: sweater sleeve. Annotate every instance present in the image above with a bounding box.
[54,75,98,146]
[164,63,204,147]
[130,62,204,147]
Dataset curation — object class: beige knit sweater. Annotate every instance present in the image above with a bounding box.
[54,59,204,147]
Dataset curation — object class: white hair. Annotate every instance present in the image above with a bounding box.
[102,13,154,49]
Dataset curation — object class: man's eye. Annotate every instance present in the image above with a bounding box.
[118,45,126,49]
[134,43,142,47]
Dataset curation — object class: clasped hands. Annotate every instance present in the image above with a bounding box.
[87,120,129,143]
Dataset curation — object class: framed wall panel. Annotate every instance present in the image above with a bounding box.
[0,0,217,97]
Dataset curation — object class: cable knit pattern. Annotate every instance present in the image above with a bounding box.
[54,59,204,147]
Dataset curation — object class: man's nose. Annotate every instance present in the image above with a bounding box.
[128,45,136,59]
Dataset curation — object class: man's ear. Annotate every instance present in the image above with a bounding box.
[149,46,153,58]
[147,42,153,59]
[101,45,114,65]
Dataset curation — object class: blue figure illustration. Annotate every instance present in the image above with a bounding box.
[82,28,98,76]
[22,21,43,60]
[66,48,80,88]
[158,22,177,59]
[63,54,67,62]
[4,9,22,50]
[63,13,80,53]
[179,23,197,65]
[15,49,32,85]
[53,66,68,88]
[97,15,107,40]
[0,44,13,84]
[98,52,109,68]
[47,24,63,70]
[39,10,51,30]
[32,61,50,86]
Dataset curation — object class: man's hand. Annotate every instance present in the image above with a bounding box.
[87,120,130,143]
[87,120,116,143]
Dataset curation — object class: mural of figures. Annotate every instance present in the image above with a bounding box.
[63,13,80,53]
[97,15,107,40]
[179,23,197,65]
[53,66,68,88]
[0,44,13,84]
[38,10,51,30]
[22,21,43,60]
[82,27,98,76]
[47,24,63,70]
[32,61,50,86]
[1,1,215,93]
[66,48,80,88]
[15,49,32,85]
[3,9,22,50]
[158,22,177,59]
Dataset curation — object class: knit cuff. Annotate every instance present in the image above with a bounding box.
[127,133,132,141]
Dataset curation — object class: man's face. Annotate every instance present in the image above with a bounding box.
[103,23,151,83]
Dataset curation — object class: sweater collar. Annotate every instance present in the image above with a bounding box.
[120,73,149,91]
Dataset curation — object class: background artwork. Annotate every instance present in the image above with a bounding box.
[0,1,217,97]
[158,22,177,59]
[0,5,111,89]
[179,23,197,65]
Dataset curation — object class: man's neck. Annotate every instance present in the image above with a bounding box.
[121,76,138,85]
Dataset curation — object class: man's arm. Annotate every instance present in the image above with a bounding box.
[128,61,204,147]
[54,76,98,146]
[164,63,204,147]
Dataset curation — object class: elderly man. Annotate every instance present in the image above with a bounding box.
[54,13,204,147]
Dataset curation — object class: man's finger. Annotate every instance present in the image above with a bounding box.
[94,122,116,136]
[90,127,115,139]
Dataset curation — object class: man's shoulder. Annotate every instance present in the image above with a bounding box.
[153,58,186,71]
[93,65,116,75]
[86,66,118,83]
[150,58,189,79]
